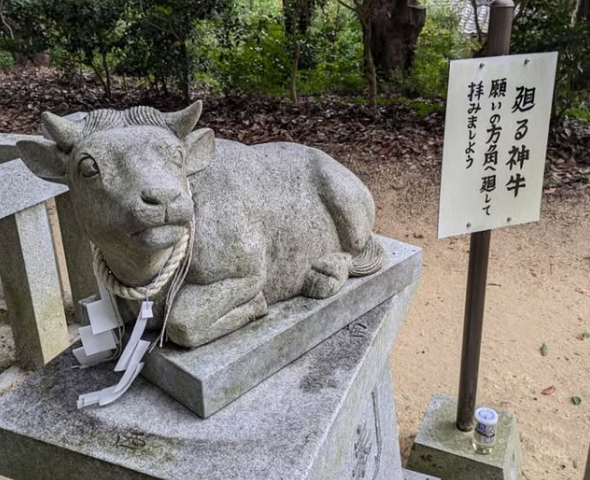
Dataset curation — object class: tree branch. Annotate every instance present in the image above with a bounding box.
[471,0,483,44]
[0,0,15,39]
[336,0,356,13]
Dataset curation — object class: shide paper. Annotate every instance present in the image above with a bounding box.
[75,276,154,409]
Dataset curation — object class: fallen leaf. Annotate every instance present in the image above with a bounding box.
[576,287,590,297]
[540,343,548,357]
[541,385,556,395]
[572,396,582,405]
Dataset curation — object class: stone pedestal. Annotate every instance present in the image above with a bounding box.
[143,237,420,418]
[406,394,521,480]
[0,274,420,480]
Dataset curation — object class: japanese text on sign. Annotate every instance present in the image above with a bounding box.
[438,52,558,238]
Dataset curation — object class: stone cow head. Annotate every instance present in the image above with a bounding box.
[17,102,214,253]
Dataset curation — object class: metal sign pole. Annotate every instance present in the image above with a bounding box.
[456,0,515,433]
[585,445,590,480]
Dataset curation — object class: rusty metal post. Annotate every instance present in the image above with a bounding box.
[585,444,590,480]
[456,0,515,432]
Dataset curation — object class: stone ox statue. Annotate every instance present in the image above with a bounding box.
[17,102,383,348]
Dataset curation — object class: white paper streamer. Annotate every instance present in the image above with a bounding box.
[115,302,152,372]
[76,282,154,409]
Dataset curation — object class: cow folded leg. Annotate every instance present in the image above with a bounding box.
[166,276,266,348]
[301,253,350,299]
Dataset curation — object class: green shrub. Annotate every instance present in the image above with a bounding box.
[390,3,479,98]
[0,0,53,60]
[193,1,364,97]
[512,0,590,117]
[299,4,364,95]
[197,13,291,95]
[0,50,14,70]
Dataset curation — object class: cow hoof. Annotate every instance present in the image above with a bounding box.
[301,253,350,299]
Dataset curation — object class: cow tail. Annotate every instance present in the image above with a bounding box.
[348,235,384,277]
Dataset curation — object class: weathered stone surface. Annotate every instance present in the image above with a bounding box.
[0,202,70,369]
[17,103,385,349]
[406,393,521,480]
[54,194,97,322]
[0,134,42,164]
[403,470,440,480]
[142,236,420,417]
[0,365,26,397]
[0,286,415,480]
[0,321,15,374]
[0,159,67,220]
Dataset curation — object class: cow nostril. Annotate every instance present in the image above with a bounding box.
[141,190,163,206]
[141,188,181,206]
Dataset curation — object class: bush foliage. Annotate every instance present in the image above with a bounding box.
[512,0,590,119]
[0,0,587,119]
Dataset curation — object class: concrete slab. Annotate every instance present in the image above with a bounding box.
[406,393,521,480]
[142,236,421,417]
[0,284,416,480]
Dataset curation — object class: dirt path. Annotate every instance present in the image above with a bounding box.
[370,176,590,480]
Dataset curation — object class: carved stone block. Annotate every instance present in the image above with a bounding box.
[0,279,418,480]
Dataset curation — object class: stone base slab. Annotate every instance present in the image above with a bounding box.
[406,393,522,480]
[142,236,421,418]
[0,281,418,480]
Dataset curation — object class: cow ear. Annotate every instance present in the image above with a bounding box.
[184,128,215,175]
[16,138,69,184]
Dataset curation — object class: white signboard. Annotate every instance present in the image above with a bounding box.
[438,52,558,239]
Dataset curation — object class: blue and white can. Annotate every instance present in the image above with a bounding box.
[473,407,499,452]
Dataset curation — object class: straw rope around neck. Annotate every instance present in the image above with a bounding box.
[92,219,195,348]
[92,228,191,301]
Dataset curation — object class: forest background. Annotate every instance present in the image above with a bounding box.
[0,0,588,122]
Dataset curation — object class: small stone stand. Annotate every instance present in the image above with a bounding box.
[1,127,98,325]
[406,393,521,480]
[0,159,70,369]
[0,238,435,480]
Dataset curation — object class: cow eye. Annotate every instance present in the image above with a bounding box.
[79,156,99,178]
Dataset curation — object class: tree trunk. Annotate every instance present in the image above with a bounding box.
[578,0,590,19]
[361,18,378,107]
[290,37,300,104]
[90,60,110,99]
[0,0,15,40]
[101,52,112,100]
[369,0,426,76]
[180,41,191,102]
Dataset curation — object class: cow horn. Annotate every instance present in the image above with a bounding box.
[163,101,203,139]
[41,112,82,152]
